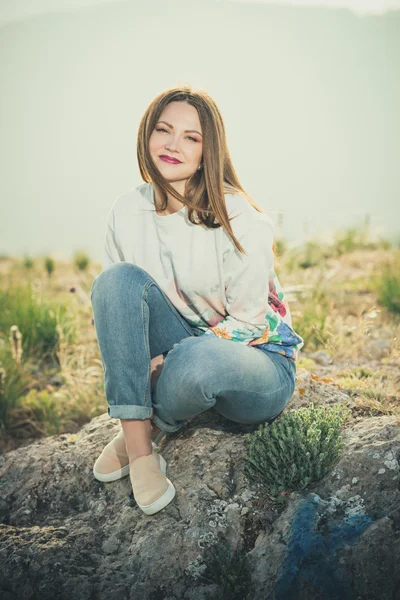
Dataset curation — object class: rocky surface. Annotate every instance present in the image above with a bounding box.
[0,381,399,599]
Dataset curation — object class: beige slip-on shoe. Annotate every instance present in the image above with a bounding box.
[129,448,176,515]
[93,426,166,483]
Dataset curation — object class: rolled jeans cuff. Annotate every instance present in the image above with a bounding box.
[151,413,185,434]
[107,405,154,420]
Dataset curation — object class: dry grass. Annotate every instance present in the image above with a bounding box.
[0,236,399,453]
[276,244,400,418]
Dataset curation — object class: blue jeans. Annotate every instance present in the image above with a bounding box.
[90,263,297,433]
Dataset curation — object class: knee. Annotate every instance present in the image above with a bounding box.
[90,263,152,300]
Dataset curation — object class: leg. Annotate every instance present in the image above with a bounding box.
[152,336,296,432]
[90,263,199,457]
[120,354,165,459]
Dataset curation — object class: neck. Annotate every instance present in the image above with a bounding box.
[153,181,186,210]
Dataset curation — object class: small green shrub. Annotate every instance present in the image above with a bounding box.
[371,252,400,314]
[23,256,34,270]
[73,251,90,271]
[244,404,351,496]
[44,257,55,276]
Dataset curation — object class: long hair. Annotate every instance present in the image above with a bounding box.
[137,84,277,260]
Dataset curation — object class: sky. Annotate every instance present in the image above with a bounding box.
[0,0,400,25]
[1,0,400,26]
[230,0,400,15]
[0,0,399,261]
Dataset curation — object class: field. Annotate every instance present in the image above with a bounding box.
[1,226,399,453]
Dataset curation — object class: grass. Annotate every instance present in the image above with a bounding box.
[370,250,400,314]
[0,260,105,445]
[0,223,399,449]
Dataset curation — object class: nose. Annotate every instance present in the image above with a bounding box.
[165,134,181,153]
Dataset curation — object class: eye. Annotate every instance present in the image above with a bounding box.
[155,127,199,142]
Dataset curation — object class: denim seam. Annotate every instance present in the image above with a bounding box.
[208,380,293,402]
[141,278,197,408]
[142,282,153,409]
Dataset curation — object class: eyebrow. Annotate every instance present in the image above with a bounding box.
[157,120,203,137]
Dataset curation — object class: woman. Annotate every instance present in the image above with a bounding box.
[90,85,304,516]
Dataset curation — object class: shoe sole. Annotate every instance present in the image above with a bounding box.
[93,440,158,483]
[135,453,176,515]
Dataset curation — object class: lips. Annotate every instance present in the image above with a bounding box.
[159,155,182,164]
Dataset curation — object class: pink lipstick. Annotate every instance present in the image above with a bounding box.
[159,155,182,164]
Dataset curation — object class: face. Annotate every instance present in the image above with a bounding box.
[149,101,203,190]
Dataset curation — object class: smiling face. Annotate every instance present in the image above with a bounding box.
[149,101,203,193]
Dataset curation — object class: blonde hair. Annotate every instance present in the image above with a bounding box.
[137,84,277,259]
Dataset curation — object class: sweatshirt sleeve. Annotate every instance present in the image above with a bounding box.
[101,207,125,272]
[203,208,275,345]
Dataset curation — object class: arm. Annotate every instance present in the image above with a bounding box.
[203,213,275,345]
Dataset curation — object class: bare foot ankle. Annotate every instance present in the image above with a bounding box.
[120,418,153,464]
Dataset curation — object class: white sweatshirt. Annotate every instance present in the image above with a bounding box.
[101,182,304,360]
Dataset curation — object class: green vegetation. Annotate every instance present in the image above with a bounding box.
[73,251,90,271]
[332,220,391,257]
[0,347,32,428]
[0,220,399,447]
[44,256,55,276]
[244,404,351,496]
[18,389,62,436]
[292,275,333,349]
[0,283,75,362]
[371,250,400,314]
[199,534,255,600]
[23,255,34,270]
[0,281,76,429]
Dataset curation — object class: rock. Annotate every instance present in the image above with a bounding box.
[241,489,254,502]
[0,403,399,598]
[287,369,356,412]
[248,416,400,599]
[308,350,333,366]
[366,339,391,360]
